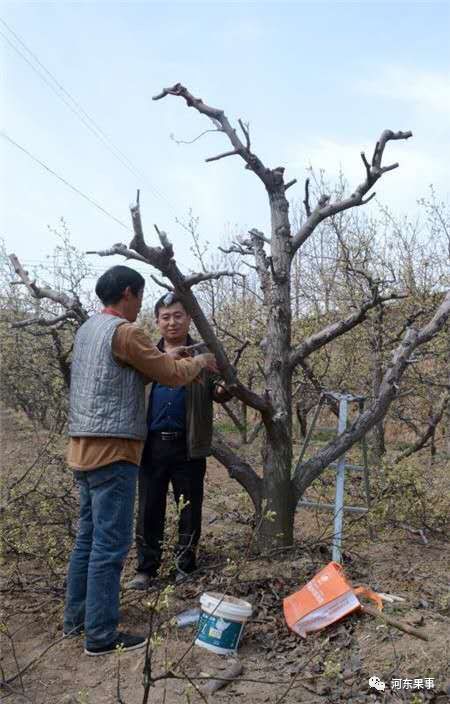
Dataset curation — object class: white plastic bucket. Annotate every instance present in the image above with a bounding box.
[195,592,253,655]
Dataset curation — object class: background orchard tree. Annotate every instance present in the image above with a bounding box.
[9,85,450,549]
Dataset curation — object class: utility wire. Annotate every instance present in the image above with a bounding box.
[0,17,187,223]
[0,23,142,180]
[1,131,131,232]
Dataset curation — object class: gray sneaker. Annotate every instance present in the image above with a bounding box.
[124,573,152,590]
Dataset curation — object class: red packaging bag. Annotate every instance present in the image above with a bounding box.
[284,561,375,638]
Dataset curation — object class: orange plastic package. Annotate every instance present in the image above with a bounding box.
[283,561,382,638]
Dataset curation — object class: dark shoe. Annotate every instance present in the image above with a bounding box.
[124,573,152,590]
[84,631,147,657]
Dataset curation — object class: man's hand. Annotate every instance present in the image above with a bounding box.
[197,352,219,374]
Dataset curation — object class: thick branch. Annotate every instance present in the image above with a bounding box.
[113,199,272,415]
[51,329,72,389]
[246,229,271,305]
[219,243,251,256]
[211,431,262,514]
[290,293,406,369]
[152,83,273,188]
[221,403,245,433]
[293,290,450,499]
[128,206,174,270]
[303,177,311,217]
[232,339,250,367]
[184,270,243,287]
[150,275,173,291]
[11,311,77,329]
[9,254,88,325]
[86,242,149,263]
[291,129,412,255]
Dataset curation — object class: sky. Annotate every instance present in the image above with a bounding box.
[1,1,449,292]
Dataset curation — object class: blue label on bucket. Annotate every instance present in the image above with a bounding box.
[196,612,244,651]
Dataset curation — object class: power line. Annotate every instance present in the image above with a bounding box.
[0,18,142,179]
[1,131,132,232]
[0,17,188,223]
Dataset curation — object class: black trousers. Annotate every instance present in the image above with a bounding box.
[136,435,206,576]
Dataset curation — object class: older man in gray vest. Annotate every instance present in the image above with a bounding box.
[63,265,217,656]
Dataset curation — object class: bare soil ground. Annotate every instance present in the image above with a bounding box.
[1,411,449,704]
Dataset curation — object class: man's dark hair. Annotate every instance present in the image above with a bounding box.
[95,266,145,305]
[154,292,188,318]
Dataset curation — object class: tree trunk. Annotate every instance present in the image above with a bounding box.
[370,305,386,460]
[259,186,294,547]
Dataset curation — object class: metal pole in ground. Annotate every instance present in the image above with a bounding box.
[332,395,348,562]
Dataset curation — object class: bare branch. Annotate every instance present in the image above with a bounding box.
[303,177,311,217]
[232,339,250,367]
[123,199,271,415]
[284,178,297,192]
[102,205,175,272]
[205,149,239,163]
[170,128,219,145]
[10,254,76,309]
[371,129,411,169]
[291,129,413,255]
[184,270,243,288]
[360,151,371,180]
[86,242,149,263]
[247,228,271,305]
[218,244,249,256]
[394,391,449,464]
[361,191,377,205]
[153,225,173,255]
[212,318,246,345]
[9,253,88,324]
[211,431,262,514]
[297,359,339,417]
[221,402,245,434]
[238,118,251,151]
[150,275,173,291]
[290,292,407,369]
[293,289,450,498]
[247,229,271,245]
[152,83,273,188]
[11,311,77,329]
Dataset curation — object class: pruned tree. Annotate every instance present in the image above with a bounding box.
[1,232,91,429]
[9,84,450,548]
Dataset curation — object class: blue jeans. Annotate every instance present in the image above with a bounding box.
[63,462,139,648]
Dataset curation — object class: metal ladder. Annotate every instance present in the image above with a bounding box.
[296,391,372,563]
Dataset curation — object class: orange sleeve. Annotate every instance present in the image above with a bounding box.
[112,323,204,387]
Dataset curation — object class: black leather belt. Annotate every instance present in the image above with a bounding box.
[150,431,185,441]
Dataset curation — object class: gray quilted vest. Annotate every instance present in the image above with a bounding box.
[68,313,146,439]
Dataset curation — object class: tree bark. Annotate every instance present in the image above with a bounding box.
[260,184,295,547]
[211,432,262,516]
[370,304,386,460]
[293,290,450,500]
